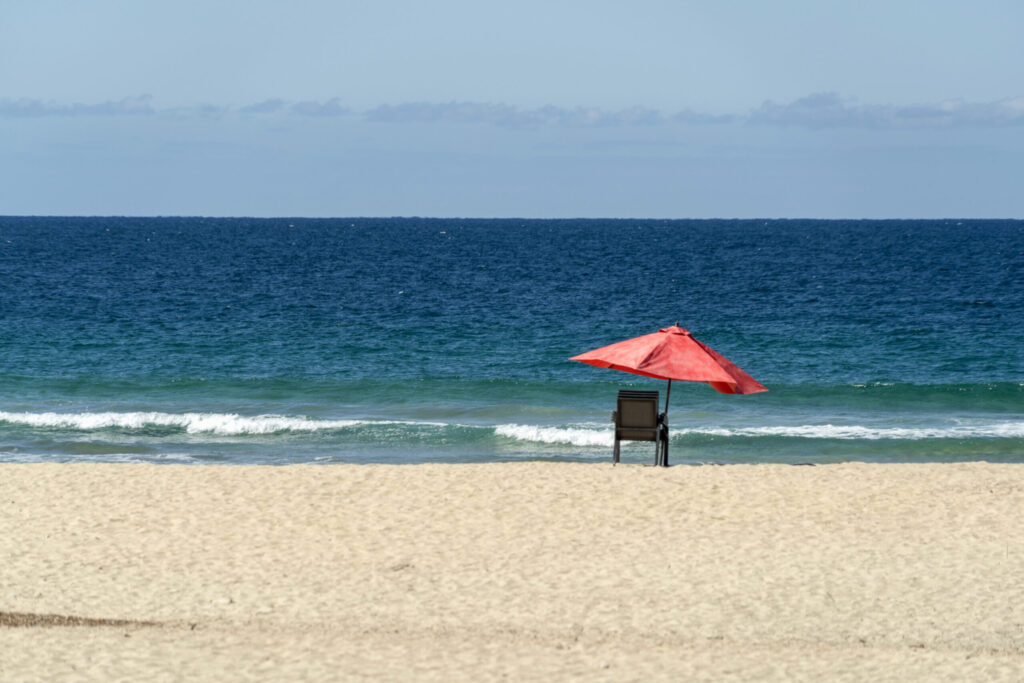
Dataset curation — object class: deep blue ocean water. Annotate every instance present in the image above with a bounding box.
[1,216,1021,465]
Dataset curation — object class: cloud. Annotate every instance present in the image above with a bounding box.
[169,103,230,118]
[0,95,155,118]
[749,92,877,128]
[921,97,1024,126]
[749,92,1024,129]
[365,101,667,127]
[366,101,517,125]
[289,98,350,116]
[239,98,287,114]
[526,105,663,127]
[6,93,1023,129]
[241,97,351,116]
[672,109,738,125]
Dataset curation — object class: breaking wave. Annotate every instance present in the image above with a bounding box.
[494,424,613,447]
[0,411,438,436]
[1,411,1021,446]
[495,422,1024,446]
[678,423,1024,440]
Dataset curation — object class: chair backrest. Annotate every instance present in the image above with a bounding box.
[616,390,660,441]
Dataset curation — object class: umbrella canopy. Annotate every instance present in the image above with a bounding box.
[570,325,767,395]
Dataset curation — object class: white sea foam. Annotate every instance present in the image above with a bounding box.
[494,424,614,447]
[0,411,438,436]
[493,421,1024,445]
[3,411,1023,443]
[676,423,1024,440]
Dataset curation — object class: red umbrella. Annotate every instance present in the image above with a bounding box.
[570,323,766,419]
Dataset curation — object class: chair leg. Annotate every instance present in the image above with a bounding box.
[613,437,620,465]
[662,428,669,467]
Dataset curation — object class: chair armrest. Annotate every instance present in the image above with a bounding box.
[611,411,618,424]
[659,412,668,426]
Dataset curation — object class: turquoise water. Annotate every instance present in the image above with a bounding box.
[1,217,1021,464]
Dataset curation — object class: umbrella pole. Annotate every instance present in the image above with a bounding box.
[661,380,672,467]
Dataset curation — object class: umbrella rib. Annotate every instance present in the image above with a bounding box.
[636,346,663,375]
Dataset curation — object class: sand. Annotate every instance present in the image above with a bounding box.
[2,461,1023,681]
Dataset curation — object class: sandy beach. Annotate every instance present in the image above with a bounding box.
[2,462,1024,681]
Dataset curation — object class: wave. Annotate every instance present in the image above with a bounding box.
[2,411,1022,444]
[677,423,1024,440]
[0,411,442,436]
[495,421,1024,446]
[494,424,613,447]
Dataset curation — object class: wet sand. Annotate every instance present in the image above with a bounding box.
[2,462,1024,680]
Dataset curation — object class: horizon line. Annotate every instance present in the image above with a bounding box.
[3,215,1021,222]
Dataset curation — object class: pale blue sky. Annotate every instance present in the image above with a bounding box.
[2,1,1022,217]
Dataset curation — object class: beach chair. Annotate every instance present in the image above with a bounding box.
[612,390,669,466]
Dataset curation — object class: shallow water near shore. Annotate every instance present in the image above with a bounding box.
[1,216,1021,464]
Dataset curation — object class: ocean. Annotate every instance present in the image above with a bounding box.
[1,217,1021,465]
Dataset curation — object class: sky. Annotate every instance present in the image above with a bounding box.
[2,0,1022,218]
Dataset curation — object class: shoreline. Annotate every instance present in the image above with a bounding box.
[3,461,1023,680]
